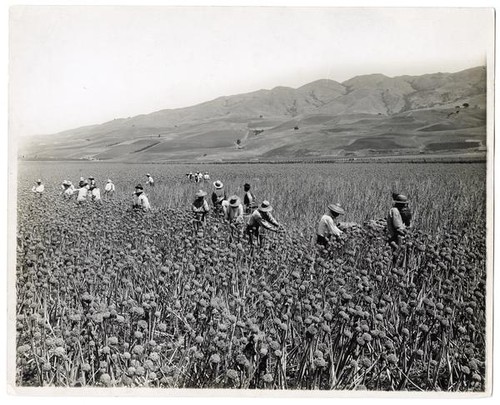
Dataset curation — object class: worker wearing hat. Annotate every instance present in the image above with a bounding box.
[104,179,115,198]
[76,181,89,204]
[78,177,86,188]
[31,179,45,197]
[387,193,411,249]
[192,190,210,227]
[61,180,75,199]
[316,203,345,247]
[133,184,151,211]
[222,195,244,223]
[246,200,282,247]
[211,180,227,214]
[146,173,154,187]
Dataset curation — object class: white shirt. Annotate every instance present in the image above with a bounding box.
[32,184,44,193]
[63,186,75,197]
[76,186,88,202]
[222,201,244,222]
[91,188,101,201]
[134,193,151,210]
[146,176,154,185]
[317,214,343,238]
[105,183,115,192]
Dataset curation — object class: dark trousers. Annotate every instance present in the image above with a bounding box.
[316,234,328,247]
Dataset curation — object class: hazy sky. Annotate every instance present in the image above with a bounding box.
[9,6,494,137]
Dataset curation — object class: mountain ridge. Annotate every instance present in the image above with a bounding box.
[19,66,487,162]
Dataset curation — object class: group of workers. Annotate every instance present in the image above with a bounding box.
[31,174,412,249]
[186,171,210,183]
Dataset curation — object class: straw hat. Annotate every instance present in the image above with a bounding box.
[146,173,151,177]
[37,179,41,183]
[213,180,223,189]
[107,179,112,183]
[393,194,409,204]
[135,183,144,190]
[258,200,273,212]
[228,195,241,207]
[328,203,345,215]
[195,190,207,197]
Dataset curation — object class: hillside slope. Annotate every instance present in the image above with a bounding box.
[19,66,487,161]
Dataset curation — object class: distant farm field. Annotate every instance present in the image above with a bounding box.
[15,161,487,390]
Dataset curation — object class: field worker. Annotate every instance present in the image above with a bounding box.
[133,184,151,211]
[243,183,257,214]
[192,190,210,227]
[76,182,89,204]
[78,177,86,188]
[31,179,45,197]
[387,194,410,249]
[104,179,115,198]
[90,187,102,202]
[211,180,227,214]
[246,200,282,246]
[222,195,244,223]
[61,181,75,199]
[203,172,210,182]
[88,176,96,189]
[316,203,345,247]
[392,192,412,227]
[146,173,155,187]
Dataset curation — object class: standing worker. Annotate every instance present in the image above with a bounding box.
[31,179,45,197]
[243,183,257,214]
[246,200,282,247]
[146,173,155,187]
[387,194,411,249]
[223,195,245,241]
[133,184,151,211]
[192,190,210,233]
[76,181,89,204]
[211,180,227,215]
[203,172,210,183]
[316,203,345,247]
[104,179,115,198]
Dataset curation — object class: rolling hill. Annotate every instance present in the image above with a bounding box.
[18,66,487,162]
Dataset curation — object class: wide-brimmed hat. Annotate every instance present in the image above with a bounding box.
[88,176,94,180]
[228,195,241,207]
[36,179,41,183]
[107,179,112,183]
[328,203,345,215]
[146,173,151,177]
[258,200,273,212]
[62,180,69,185]
[213,180,223,189]
[195,190,207,197]
[393,194,409,204]
[135,183,144,190]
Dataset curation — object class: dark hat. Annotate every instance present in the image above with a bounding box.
[135,184,143,190]
[393,194,409,204]
[328,203,345,215]
[258,200,273,212]
[244,183,251,191]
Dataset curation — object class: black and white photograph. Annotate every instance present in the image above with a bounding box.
[7,2,495,397]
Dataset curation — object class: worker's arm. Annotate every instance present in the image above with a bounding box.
[326,217,343,237]
[391,208,406,235]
